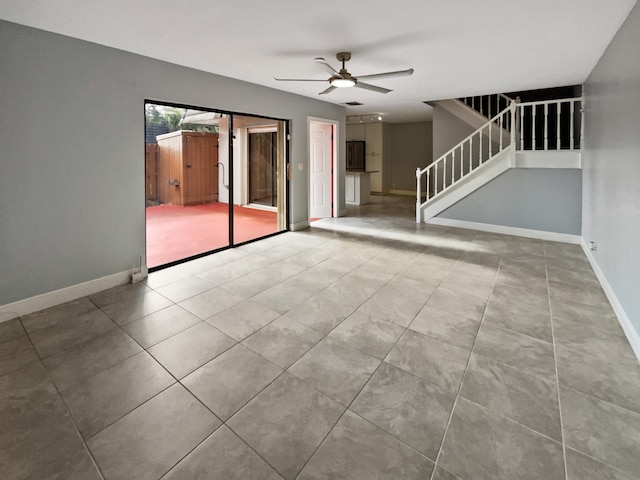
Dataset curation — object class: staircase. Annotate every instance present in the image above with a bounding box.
[416,94,583,223]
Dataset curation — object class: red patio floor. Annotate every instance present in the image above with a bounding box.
[146,202,278,268]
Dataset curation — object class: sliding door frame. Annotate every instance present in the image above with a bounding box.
[144,99,290,272]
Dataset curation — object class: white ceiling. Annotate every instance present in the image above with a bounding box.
[0,0,636,123]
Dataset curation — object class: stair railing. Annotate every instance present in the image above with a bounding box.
[516,97,583,151]
[416,101,516,222]
[460,93,514,121]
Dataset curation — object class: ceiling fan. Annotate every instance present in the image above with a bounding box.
[274,52,414,95]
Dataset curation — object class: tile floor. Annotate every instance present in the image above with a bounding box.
[2,195,640,480]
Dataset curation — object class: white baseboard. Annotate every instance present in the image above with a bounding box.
[581,239,640,363]
[428,217,581,244]
[0,269,132,323]
[290,220,310,231]
[389,189,416,197]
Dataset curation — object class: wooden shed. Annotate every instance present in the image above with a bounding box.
[155,131,219,206]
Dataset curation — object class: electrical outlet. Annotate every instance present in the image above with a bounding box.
[589,241,598,251]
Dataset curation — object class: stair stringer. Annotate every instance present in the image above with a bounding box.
[420,147,514,222]
[437,99,511,147]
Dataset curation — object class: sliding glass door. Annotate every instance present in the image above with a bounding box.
[145,102,288,269]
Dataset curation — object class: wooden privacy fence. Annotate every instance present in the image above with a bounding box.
[145,144,158,201]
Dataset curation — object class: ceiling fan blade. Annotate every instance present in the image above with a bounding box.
[355,82,392,94]
[319,85,337,95]
[356,68,414,81]
[314,57,339,75]
[273,77,327,82]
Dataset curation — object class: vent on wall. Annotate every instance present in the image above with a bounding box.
[344,101,364,106]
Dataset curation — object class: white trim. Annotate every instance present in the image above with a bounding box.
[389,189,416,196]
[581,239,640,363]
[515,151,581,169]
[290,220,310,231]
[0,269,132,323]
[428,217,581,244]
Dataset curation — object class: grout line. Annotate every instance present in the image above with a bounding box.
[428,237,501,480]
[545,242,570,480]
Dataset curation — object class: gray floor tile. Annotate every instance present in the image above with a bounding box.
[473,324,556,380]
[287,294,359,334]
[154,276,217,303]
[328,310,405,359]
[163,425,283,480]
[87,384,220,480]
[0,362,85,480]
[547,265,601,288]
[178,286,246,320]
[25,446,102,480]
[228,372,344,480]
[553,315,638,367]
[61,351,175,438]
[386,330,469,394]
[242,315,323,368]
[144,265,191,289]
[351,361,455,459]
[298,410,434,480]
[122,305,201,348]
[182,344,282,420]
[205,300,281,341]
[431,466,463,480]
[0,335,39,377]
[544,241,585,260]
[409,305,480,350]
[483,297,552,343]
[0,318,25,343]
[27,307,116,358]
[98,290,173,326]
[20,297,98,333]
[546,255,592,273]
[251,281,316,314]
[549,279,610,309]
[551,297,620,330]
[440,271,495,300]
[43,328,142,391]
[197,254,273,286]
[357,278,431,327]
[221,262,305,298]
[89,281,150,309]
[289,337,380,406]
[460,353,562,441]
[565,447,640,480]
[556,345,640,414]
[439,397,564,480]
[148,322,235,378]
[448,261,498,283]
[561,386,640,477]
[426,287,487,322]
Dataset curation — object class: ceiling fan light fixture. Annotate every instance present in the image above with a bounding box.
[330,77,356,88]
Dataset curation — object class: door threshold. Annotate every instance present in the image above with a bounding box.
[244,203,277,212]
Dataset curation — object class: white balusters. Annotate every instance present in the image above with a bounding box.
[570,100,575,150]
[544,104,549,150]
[557,103,561,149]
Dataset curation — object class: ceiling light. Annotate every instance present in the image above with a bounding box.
[331,77,356,88]
[377,115,382,121]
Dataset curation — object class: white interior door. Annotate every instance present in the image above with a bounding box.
[309,122,333,218]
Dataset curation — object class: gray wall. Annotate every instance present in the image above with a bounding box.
[582,2,640,331]
[438,169,582,234]
[0,20,345,305]
[433,105,476,159]
[389,122,432,192]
